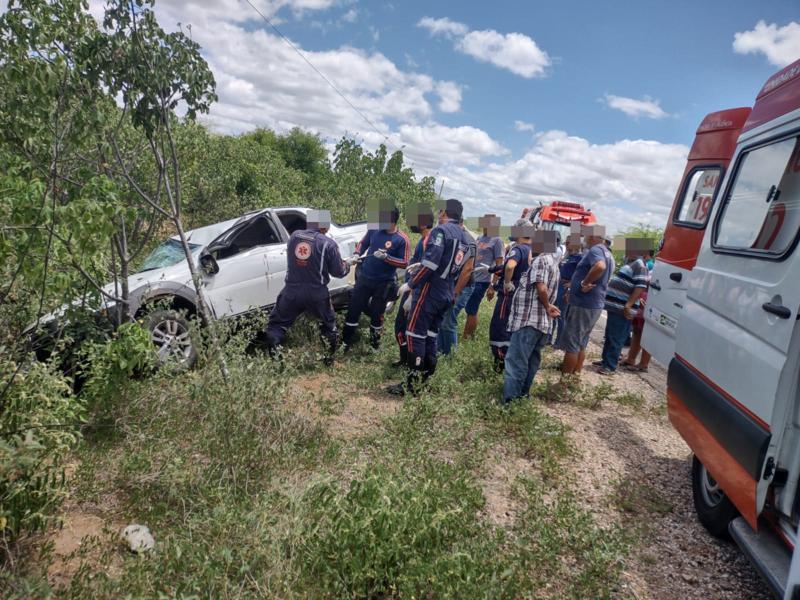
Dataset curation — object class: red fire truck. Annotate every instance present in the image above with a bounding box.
[524,200,597,240]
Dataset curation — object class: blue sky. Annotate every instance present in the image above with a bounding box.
[79,0,800,229]
[284,0,797,149]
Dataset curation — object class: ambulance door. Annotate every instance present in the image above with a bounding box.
[673,131,800,529]
[644,166,721,365]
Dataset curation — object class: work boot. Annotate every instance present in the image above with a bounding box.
[385,382,406,396]
[369,330,381,351]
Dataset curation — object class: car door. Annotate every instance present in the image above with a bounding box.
[202,213,283,317]
[674,130,800,528]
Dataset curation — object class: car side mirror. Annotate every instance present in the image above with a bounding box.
[199,253,219,276]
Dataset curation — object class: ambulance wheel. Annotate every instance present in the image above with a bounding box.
[143,309,197,369]
[691,455,737,538]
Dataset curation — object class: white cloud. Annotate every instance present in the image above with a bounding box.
[457,29,550,78]
[436,81,462,113]
[441,131,688,233]
[733,20,800,67]
[397,123,507,170]
[340,7,357,24]
[603,94,668,119]
[418,16,551,78]
[514,120,535,132]
[417,16,469,39]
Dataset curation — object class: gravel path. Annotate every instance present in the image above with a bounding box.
[540,316,772,600]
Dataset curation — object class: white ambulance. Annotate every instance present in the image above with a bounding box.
[662,58,800,598]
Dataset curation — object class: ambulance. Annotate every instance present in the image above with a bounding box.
[663,58,800,598]
[642,107,751,365]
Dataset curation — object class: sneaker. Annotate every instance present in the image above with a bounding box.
[591,360,604,367]
[385,383,406,396]
[597,367,615,376]
[390,359,405,368]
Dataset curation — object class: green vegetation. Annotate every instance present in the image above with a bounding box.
[1,304,631,599]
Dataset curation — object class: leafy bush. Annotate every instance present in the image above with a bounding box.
[0,359,83,545]
[81,322,155,413]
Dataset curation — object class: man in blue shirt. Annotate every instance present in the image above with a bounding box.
[489,220,533,372]
[387,198,471,396]
[393,203,434,367]
[343,204,409,351]
[556,225,614,375]
[552,234,584,346]
[265,210,354,364]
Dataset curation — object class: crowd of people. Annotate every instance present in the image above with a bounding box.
[264,199,655,404]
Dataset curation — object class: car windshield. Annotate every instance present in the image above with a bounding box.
[138,239,200,272]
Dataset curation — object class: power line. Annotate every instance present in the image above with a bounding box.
[241,0,400,154]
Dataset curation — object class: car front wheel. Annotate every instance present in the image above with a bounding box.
[691,455,737,538]
[143,309,197,369]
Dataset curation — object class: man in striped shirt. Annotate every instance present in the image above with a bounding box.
[596,239,649,375]
[502,231,561,405]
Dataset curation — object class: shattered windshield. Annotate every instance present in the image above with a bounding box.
[138,239,200,272]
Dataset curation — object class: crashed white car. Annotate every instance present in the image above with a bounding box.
[95,207,365,365]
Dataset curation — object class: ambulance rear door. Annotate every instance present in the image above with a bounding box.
[644,108,750,366]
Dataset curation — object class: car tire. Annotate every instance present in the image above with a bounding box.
[143,309,197,369]
[691,455,738,538]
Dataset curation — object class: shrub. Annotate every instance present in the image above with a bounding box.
[0,358,83,548]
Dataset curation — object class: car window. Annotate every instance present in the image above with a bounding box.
[138,239,200,272]
[216,217,282,259]
[674,168,721,227]
[714,135,800,255]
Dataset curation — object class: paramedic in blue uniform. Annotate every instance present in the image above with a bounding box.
[393,202,434,367]
[488,219,533,372]
[265,210,355,364]
[342,204,410,351]
[387,198,470,396]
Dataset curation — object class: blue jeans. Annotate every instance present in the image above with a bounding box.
[503,326,548,404]
[437,284,474,355]
[601,311,632,372]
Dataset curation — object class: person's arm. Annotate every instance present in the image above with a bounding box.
[454,256,474,296]
[623,262,648,319]
[580,257,606,293]
[536,282,560,318]
[355,230,371,255]
[326,240,350,278]
[623,288,644,319]
[408,227,444,289]
[383,234,410,269]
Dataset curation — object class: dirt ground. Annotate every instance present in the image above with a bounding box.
[537,316,771,600]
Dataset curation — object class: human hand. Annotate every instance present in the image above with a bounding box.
[373,249,388,261]
[623,306,634,320]
[503,281,516,294]
[397,283,410,297]
[547,304,561,318]
[486,287,496,301]
[580,280,596,293]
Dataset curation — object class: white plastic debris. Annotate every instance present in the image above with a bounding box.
[121,524,155,554]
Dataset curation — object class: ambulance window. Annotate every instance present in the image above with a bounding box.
[714,135,800,255]
[674,168,721,227]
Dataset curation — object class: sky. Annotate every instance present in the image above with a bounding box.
[8,0,800,231]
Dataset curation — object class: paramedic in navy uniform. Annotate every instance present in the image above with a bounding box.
[265,210,355,364]
[342,202,410,351]
[393,202,434,367]
[387,198,470,396]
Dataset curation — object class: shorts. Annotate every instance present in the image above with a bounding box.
[555,305,602,353]
[465,282,490,316]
